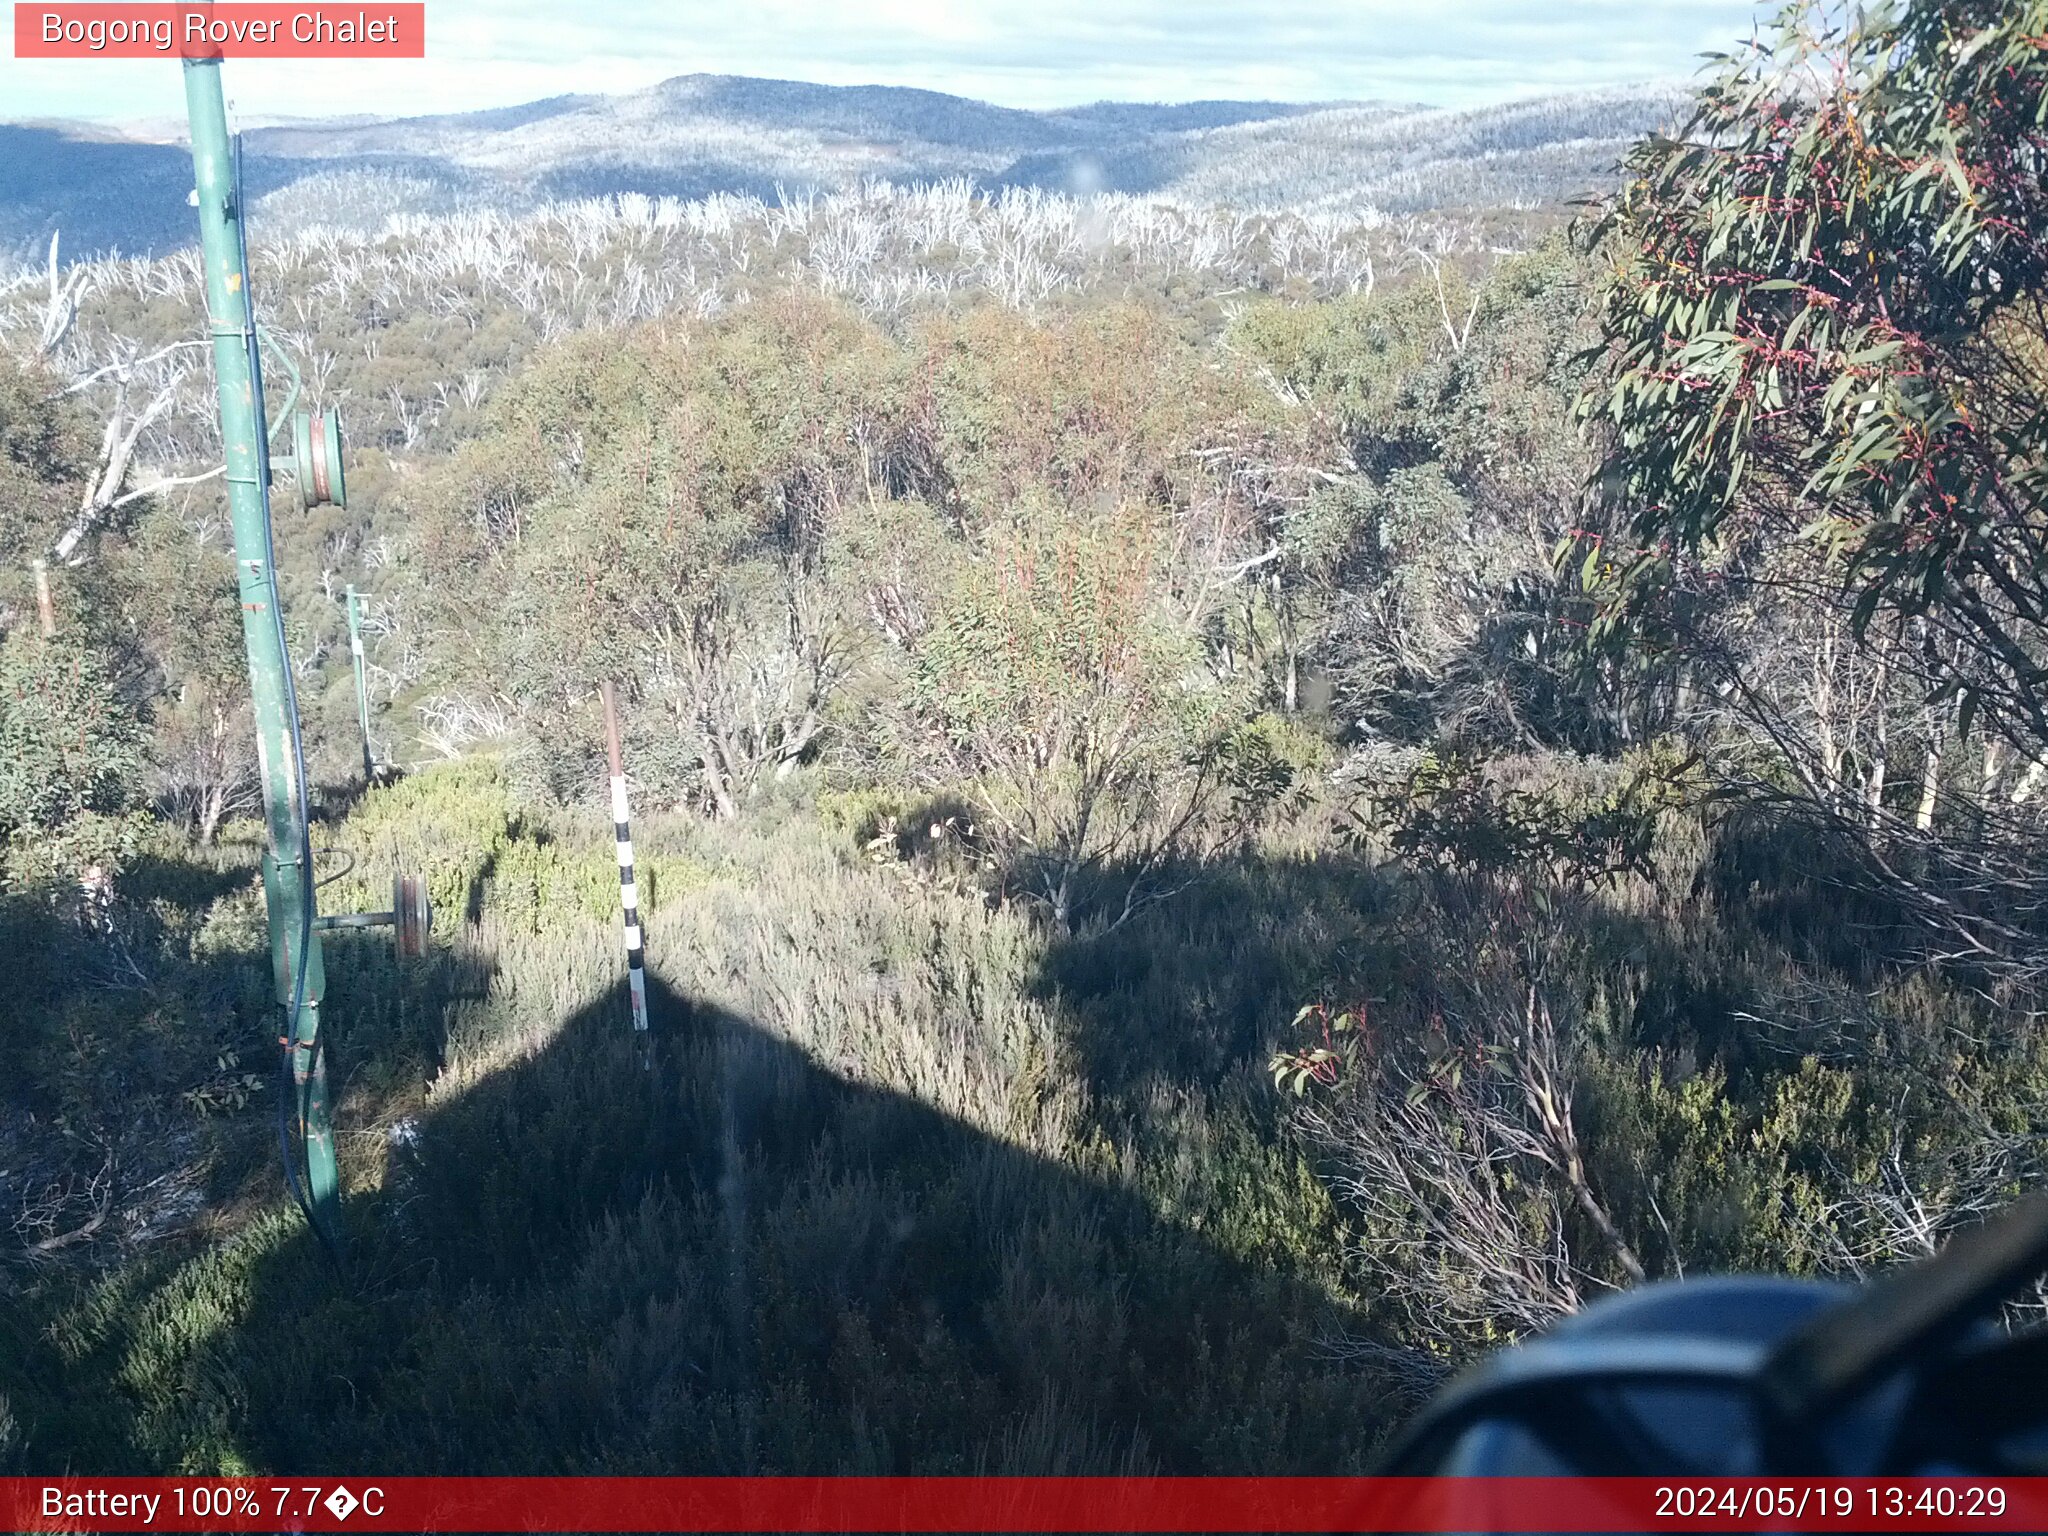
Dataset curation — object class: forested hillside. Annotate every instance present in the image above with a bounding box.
[3,0,2047,1476]
[2,75,1681,255]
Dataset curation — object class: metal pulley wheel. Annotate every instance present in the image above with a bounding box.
[288,405,348,512]
[393,872,432,957]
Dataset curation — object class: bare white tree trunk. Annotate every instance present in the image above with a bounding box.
[52,381,169,562]
[35,231,87,359]
[1864,647,1891,829]
[1914,690,1949,833]
[1914,744,1942,832]
[1813,622,1841,799]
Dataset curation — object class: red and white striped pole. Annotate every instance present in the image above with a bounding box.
[600,680,650,1035]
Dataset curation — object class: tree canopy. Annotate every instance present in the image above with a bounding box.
[1584,0,2048,746]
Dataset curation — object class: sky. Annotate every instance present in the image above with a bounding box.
[2,0,1770,124]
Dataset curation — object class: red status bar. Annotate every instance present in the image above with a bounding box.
[6,1477,2046,1532]
[14,5,425,59]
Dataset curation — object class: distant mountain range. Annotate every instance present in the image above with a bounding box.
[1,73,1687,257]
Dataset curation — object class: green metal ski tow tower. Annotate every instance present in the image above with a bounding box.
[184,54,430,1252]
[183,55,350,1243]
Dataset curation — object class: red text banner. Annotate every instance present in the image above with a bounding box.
[14,4,425,58]
[3,1476,2046,1532]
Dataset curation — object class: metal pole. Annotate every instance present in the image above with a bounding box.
[31,559,55,637]
[183,57,340,1238]
[346,584,373,781]
[601,679,651,1035]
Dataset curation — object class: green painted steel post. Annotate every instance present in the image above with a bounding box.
[346,585,374,782]
[183,57,341,1240]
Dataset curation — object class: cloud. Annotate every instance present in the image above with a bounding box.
[1,0,1765,124]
